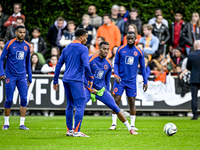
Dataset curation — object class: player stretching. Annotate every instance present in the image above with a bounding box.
[0,26,32,130]
[53,29,93,137]
[85,41,138,135]
[110,31,148,131]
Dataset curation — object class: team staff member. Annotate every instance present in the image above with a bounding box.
[85,41,138,134]
[0,25,32,130]
[110,31,148,130]
[53,29,93,137]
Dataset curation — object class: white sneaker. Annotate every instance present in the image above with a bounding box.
[73,132,89,137]
[66,130,74,136]
[130,129,138,135]
[109,124,116,130]
[131,126,138,130]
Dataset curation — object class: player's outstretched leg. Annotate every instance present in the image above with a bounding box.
[128,97,138,131]
[109,95,121,130]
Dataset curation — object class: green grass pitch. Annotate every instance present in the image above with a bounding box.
[0,116,200,150]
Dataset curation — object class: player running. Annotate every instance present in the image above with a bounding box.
[0,25,32,130]
[85,41,138,135]
[53,29,93,137]
[110,31,148,131]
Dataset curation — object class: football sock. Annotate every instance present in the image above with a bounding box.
[123,121,131,131]
[112,114,117,125]
[20,117,25,126]
[130,115,136,126]
[4,116,9,125]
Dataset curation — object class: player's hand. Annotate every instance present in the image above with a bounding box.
[115,76,121,84]
[143,84,148,92]
[88,81,93,89]
[91,88,97,94]
[0,75,6,79]
[53,84,59,91]
[28,81,31,86]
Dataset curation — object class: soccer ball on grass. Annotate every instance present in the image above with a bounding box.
[163,123,177,136]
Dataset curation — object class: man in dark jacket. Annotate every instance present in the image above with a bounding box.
[187,40,200,120]
[0,4,9,38]
[47,17,67,49]
[124,8,142,35]
[152,15,170,52]
[169,11,185,53]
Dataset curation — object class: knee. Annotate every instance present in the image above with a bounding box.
[114,96,121,105]
[20,99,27,107]
[129,98,135,107]
[5,100,13,108]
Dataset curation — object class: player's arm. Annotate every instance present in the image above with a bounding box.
[81,47,94,88]
[26,47,32,85]
[0,42,10,79]
[53,51,65,90]
[114,48,121,83]
[139,51,148,92]
[105,64,112,91]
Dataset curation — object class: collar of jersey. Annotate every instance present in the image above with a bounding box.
[72,40,81,44]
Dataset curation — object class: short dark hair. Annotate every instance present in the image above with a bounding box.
[100,41,109,47]
[155,8,162,12]
[51,55,58,60]
[29,42,34,46]
[130,8,138,13]
[175,11,182,15]
[13,3,22,8]
[16,17,24,22]
[97,36,105,41]
[16,25,25,31]
[0,38,5,43]
[33,27,40,32]
[57,17,64,21]
[103,14,111,19]
[127,31,136,35]
[75,29,88,37]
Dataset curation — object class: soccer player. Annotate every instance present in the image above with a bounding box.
[110,31,148,131]
[53,29,93,137]
[85,41,138,135]
[0,25,32,130]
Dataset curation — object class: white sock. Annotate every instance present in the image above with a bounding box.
[112,114,117,125]
[20,117,25,126]
[123,121,131,131]
[4,116,10,125]
[130,115,136,126]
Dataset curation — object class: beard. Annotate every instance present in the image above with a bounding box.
[88,12,94,16]
[128,42,135,47]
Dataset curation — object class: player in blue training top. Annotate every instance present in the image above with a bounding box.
[53,29,93,137]
[110,31,148,131]
[0,25,32,130]
[85,41,138,135]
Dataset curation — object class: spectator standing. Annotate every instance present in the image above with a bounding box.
[47,17,67,49]
[111,4,121,25]
[31,27,48,55]
[169,11,185,53]
[78,14,96,45]
[182,12,200,55]
[186,40,200,120]
[96,14,121,58]
[31,53,42,74]
[139,24,159,55]
[4,3,25,28]
[148,8,168,27]
[88,5,102,29]
[119,6,129,21]
[4,17,30,42]
[0,4,9,38]
[152,15,170,51]
[123,24,142,45]
[124,8,143,35]
[59,21,76,47]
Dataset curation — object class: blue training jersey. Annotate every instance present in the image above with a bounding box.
[53,40,94,84]
[0,37,32,83]
[84,53,112,91]
[114,45,147,84]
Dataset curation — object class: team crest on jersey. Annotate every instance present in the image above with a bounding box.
[16,51,24,60]
[6,79,10,83]
[114,87,118,92]
[104,65,108,70]
[125,56,134,65]
[134,51,138,56]
[94,70,104,79]
[24,46,27,51]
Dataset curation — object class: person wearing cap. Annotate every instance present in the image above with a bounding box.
[171,46,185,67]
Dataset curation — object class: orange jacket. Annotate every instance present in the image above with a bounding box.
[123,34,142,45]
[96,22,121,58]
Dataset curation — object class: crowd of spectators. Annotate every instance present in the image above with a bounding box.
[0,3,200,86]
